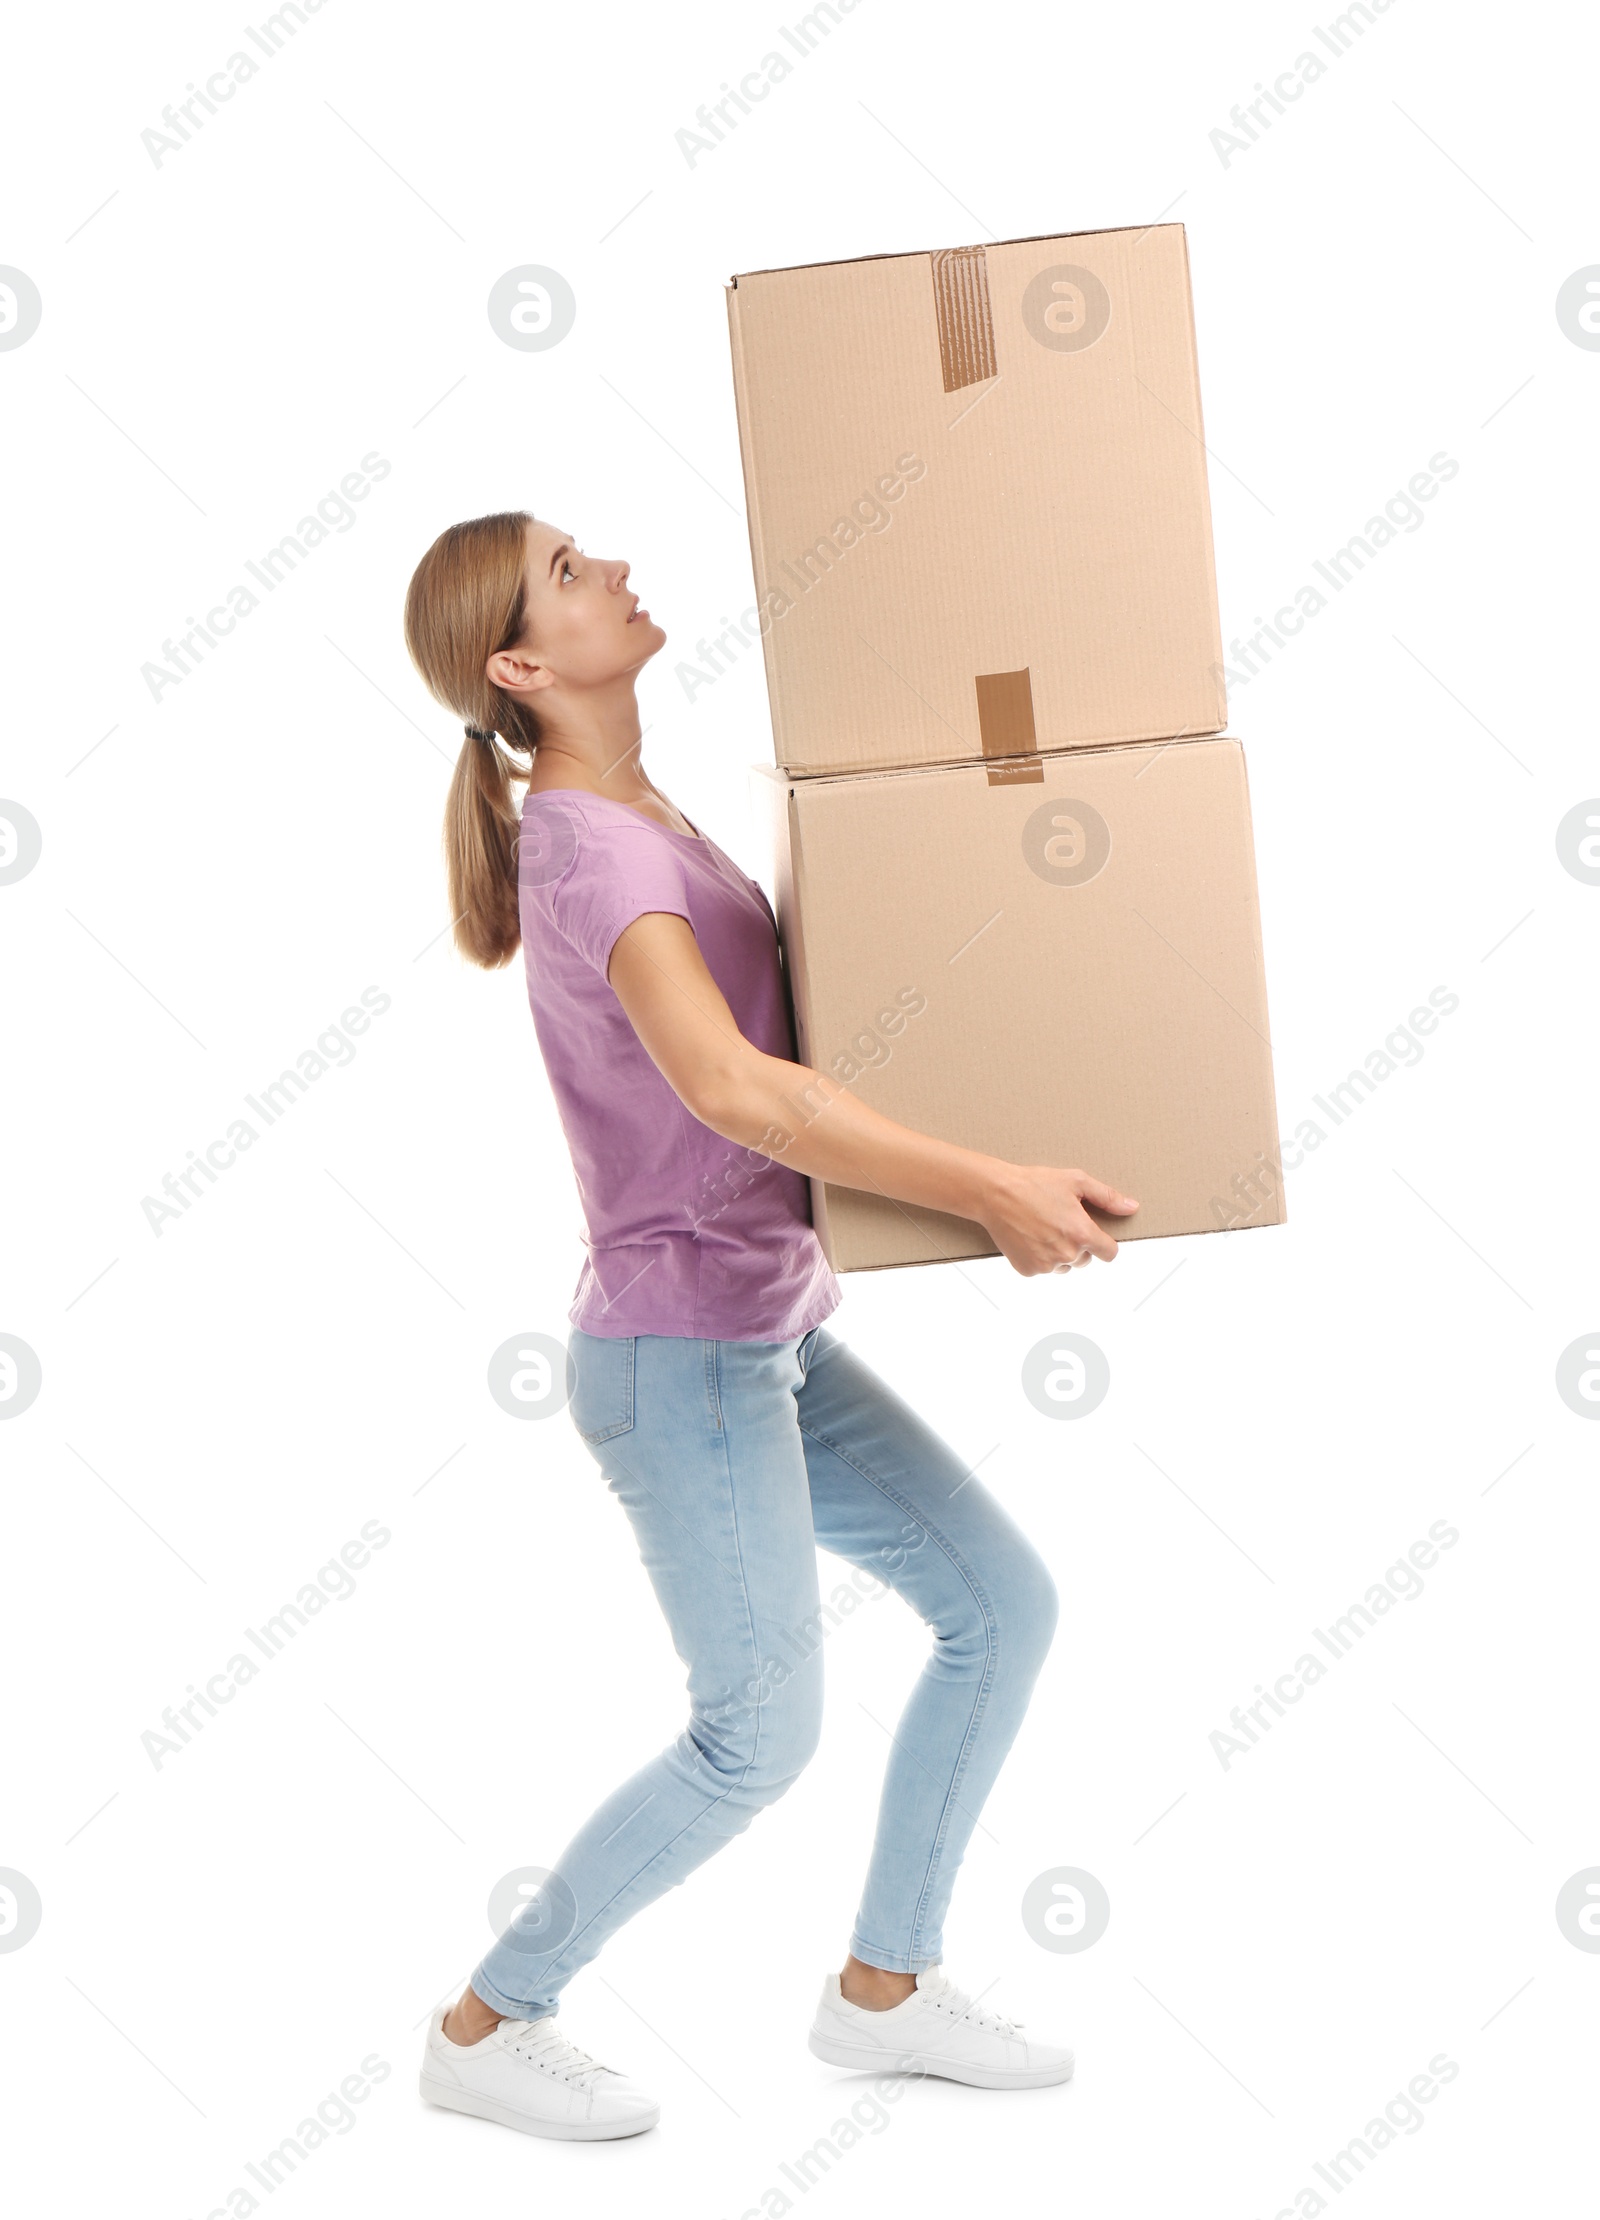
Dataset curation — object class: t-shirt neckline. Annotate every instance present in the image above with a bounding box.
[524,786,705,844]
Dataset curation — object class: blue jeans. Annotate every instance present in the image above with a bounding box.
[470,1324,1060,2019]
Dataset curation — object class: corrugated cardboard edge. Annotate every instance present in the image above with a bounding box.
[729,219,1185,287]
[724,281,791,767]
[766,729,1199,793]
[771,705,1234,783]
[1219,734,1287,1231]
[754,763,848,1263]
[1171,223,1229,737]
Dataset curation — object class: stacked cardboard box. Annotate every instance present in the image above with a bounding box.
[725,224,1284,1271]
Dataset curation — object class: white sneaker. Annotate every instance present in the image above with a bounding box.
[808,1966,1073,2090]
[419,2001,661,2140]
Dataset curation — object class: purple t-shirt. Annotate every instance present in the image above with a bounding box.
[517,788,842,1341]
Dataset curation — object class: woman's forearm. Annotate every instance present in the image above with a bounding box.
[700,1049,1015,1224]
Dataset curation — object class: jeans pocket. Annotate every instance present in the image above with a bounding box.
[567,1332,636,1445]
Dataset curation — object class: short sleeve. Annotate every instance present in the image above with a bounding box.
[548,817,695,977]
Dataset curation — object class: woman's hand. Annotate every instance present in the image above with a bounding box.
[978,1163,1140,1277]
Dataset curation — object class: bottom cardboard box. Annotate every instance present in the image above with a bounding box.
[759,737,1285,1272]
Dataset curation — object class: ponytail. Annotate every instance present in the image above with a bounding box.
[403,511,541,969]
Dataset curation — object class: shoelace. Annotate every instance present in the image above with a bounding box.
[501,2017,615,2089]
[916,1969,1022,2040]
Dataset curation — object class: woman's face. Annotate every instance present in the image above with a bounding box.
[492,518,666,700]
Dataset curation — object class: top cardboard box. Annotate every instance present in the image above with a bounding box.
[726,224,1226,778]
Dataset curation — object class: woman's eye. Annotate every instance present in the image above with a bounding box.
[561,558,577,583]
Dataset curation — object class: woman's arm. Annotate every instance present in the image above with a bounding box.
[606,911,1138,1276]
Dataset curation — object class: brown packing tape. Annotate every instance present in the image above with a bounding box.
[930,246,997,392]
[984,757,1046,787]
[975,667,1044,785]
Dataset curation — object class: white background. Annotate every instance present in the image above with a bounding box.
[3,1,1597,2213]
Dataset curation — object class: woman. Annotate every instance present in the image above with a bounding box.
[402,510,1138,2143]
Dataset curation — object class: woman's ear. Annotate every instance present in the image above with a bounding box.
[487,644,552,694]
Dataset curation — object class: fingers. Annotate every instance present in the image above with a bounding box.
[1075,1218,1120,1263]
[1048,1226,1117,1272]
[1076,1173,1140,1216]
[998,1167,1138,1276]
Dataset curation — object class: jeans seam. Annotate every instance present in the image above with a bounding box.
[570,1332,636,1445]
[705,1338,723,1431]
[796,1417,999,1966]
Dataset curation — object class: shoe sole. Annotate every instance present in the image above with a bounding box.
[807,2027,1073,2090]
[419,2070,660,2140]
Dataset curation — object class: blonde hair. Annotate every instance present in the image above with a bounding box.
[403,510,540,969]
